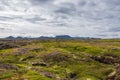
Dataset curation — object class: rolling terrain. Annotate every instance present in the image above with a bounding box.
[0,39,120,80]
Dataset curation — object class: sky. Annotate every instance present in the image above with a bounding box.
[0,0,120,38]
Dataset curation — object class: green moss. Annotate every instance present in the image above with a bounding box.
[0,72,14,79]
[25,70,52,80]
[85,47,103,55]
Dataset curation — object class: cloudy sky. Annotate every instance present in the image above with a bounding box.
[0,0,120,38]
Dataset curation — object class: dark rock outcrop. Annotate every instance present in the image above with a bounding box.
[20,55,34,61]
[42,52,70,62]
[91,54,120,64]
[0,63,18,70]
[32,62,47,66]
[0,43,19,50]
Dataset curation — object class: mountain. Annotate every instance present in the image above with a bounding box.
[39,36,53,39]
[6,36,15,39]
[55,35,72,39]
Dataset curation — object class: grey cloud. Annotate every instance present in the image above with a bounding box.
[1,0,10,7]
[54,3,76,15]
[47,20,68,27]
[29,0,54,5]
[78,0,98,7]
[96,34,119,38]
[0,0,8,10]
[105,0,120,5]
[111,34,119,36]
[0,28,5,30]
[55,23,67,26]
[0,16,14,21]
[25,17,46,24]
[79,0,87,6]
[51,23,68,27]
[109,27,120,32]
[96,34,109,37]
[0,27,12,31]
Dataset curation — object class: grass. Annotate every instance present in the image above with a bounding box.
[0,72,14,79]
[0,39,119,80]
[25,70,53,80]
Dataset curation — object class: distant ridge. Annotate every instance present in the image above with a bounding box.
[55,35,71,39]
[6,35,100,39]
[39,36,52,39]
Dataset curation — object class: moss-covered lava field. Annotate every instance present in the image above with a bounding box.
[0,39,120,80]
